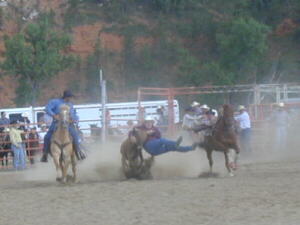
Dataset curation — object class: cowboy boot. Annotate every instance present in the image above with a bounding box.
[175,136,183,149]
[40,144,49,163]
[40,153,48,163]
[74,144,86,160]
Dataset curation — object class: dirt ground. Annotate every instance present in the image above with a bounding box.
[0,141,299,225]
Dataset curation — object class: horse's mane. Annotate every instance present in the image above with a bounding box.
[222,104,234,119]
[214,104,235,134]
[59,104,70,112]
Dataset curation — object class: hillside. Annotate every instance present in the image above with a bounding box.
[0,0,300,107]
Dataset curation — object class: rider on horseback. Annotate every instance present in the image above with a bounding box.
[40,90,86,162]
[193,109,217,136]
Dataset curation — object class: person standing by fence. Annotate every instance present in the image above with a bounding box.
[9,120,26,170]
[28,127,39,164]
[0,111,10,132]
[235,105,252,155]
[270,102,289,152]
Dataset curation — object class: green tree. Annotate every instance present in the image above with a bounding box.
[85,41,102,101]
[216,17,270,84]
[2,13,74,106]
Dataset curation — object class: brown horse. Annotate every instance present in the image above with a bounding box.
[120,127,154,179]
[51,104,77,183]
[198,104,240,176]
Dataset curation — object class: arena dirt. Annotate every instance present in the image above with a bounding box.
[0,136,299,225]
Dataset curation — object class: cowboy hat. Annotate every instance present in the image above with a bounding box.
[62,90,74,98]
[191,101,200,107]
[278,102,285,107]
[212,109,218,117]
[200,104,210,110]
[238,105,245,111]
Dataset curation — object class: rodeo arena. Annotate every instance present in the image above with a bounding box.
[1,83,300,225]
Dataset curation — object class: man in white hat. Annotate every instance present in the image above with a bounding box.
[134,116,197,156]
[191,101,202,116]
[235,105,252,154]
[270,102,289,151]
[200,104,210,115]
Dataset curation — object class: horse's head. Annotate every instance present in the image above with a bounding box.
[59,104,71,128]
[222,104,235,127]
[129,127,148,146]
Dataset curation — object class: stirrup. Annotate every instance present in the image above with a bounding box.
[75,150,86,160]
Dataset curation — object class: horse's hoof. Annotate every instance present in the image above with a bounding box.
[66,175,73,183]
[71,176,78,183]
[229,162,237,170]
[56,177,64,183]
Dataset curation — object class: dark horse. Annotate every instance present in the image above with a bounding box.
[0,130,11,168]
[198,104,240,176]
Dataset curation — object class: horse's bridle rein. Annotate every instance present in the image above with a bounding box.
[54,108,72,162]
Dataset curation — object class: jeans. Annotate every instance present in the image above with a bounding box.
[43,121,80,154]
[144,138,193,156]
[12,144,26,170]
[239,128,252,154]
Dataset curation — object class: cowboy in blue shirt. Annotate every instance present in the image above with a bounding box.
[40,90,86,162]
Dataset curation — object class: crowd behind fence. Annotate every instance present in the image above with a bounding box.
[1,102,298,169]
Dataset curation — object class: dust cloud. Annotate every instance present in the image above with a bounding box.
[22,119,300,183]
[22,136,215,182]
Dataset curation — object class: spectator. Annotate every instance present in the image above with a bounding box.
[137,106,146,125]
[182,107,201,143]
[200,104,210,115]
[9,120,26,170]
[19,112,31,132]
[39,124,47,146]
[235,105,252,155]
[191,101,202,115]
[270,102,289,152]
[0,111,10,132]
[182,107,201,130]
[156,106,168,132]
[127,120,135,130]
[28,127,39,164]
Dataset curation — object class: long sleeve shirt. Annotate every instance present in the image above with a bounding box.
[182,114,202,129]
[235,111,251,129]
[9,127,23,147]
[45,98,78,122]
